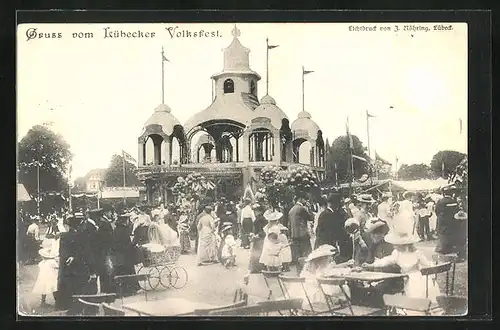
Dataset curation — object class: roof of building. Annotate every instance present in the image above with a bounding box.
[291,111,321,141]
[141,104,182,136]
[249,94,289,130]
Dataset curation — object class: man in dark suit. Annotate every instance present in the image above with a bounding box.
[89,208,115,293]
[435,186,460,255]
[288,195,313,265]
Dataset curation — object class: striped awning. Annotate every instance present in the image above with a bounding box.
[17,184,31,202]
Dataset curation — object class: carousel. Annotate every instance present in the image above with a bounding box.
[135,26,326,204]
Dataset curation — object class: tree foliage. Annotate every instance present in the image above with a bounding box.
[397,163,434,180]
[103,154,142,187]
[325,135,371,185]
[430,150,467,178]
[18,125,72,197]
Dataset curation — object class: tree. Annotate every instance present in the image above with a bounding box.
[104,154,142,187]
[430,150,467,178]
[325,135,371,185]
[18,125,72,197]
[397,163,434,180]
[374,161,393,180]
[72,176,87,192]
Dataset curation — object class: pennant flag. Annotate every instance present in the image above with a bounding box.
[346,118,354,150]
[122,150,136,164]
[303,69,314,75]
[162,49,169,62]
[352,155,368,162]
[267,44,279,49]
[367,111,376,118]
[375,151,392,165]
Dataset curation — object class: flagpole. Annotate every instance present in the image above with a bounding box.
[302,66,305,112]
[366,110,371,159]
[68,164,72,212]
[394,157,398,180]
[266,38,269,95]
[97,180,100,209]
[122,151,127,206]
[37,162,40,218]
[161,46,165,104]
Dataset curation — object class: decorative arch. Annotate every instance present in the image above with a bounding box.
[223,79,234,94]
[249,128,274,162]
[145,133,164,166]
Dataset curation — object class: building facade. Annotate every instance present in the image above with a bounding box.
[136,26,326,204]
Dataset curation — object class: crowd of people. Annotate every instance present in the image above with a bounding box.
[19,184,467,315]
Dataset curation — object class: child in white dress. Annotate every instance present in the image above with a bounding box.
[278,227,292,272]
[363,231,443,315]
[221,234,237,268]
[32,242,59,306]
[261,232,285,271]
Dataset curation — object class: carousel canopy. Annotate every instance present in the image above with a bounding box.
[291,111,321,141]
[17,183,31,202]
[140,104,181,137]
[391,178,449,192]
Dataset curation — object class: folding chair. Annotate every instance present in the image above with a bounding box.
[436,295,467,316]
[114,274,150,305]
[317,277,382,316]
[420,262,452,297]
[72,293,116,316]
[383,294,432,316]
[209,298,303,316]
[233,281,249,304]
[262,270,286,300]
[75,298,103,316]
[278,275,318,314]
[102,303,126,316]
[436,253,458,295]
[256,298,303,316]
[192,300,247,316]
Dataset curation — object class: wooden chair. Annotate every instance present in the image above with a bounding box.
[72,293,116,316]
[233,281,249,304]
[317,277,382,316]
[209,298,303,316]
[192,300,247,316]
[420,262,452,297]
[102,303,126,316]
[436,295,467,316]
[114,274,150,305]
[76,298,103,316]
[278,275,318,314]
[436,254,458,295]
[256,298,303,316]
[383,294,432,316]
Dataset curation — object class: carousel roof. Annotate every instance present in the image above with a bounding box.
[184,95,257,134]
[249,94,289,129]
[291,111,321,140]
[141,104,181,136]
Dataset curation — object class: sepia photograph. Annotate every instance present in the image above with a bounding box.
[17,21,468,317]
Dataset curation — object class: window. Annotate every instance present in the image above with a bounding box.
[250,80,256,96]
[224,79,234,93]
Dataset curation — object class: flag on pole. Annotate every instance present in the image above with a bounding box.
[303,68,314,75]
[367,112,375,118]
[162,51,169,62]
[346,118,354,150]
[375,151,392,165]
[267,44,279,49]
[122,150,136,164]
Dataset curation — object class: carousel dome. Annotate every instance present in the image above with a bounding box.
[291,111,321,140]
[248,94,288,129]
[141,104,181,136]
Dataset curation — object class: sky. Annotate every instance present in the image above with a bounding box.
[17,23,468,180]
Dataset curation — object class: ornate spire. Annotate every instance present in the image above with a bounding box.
[232,24,241,38]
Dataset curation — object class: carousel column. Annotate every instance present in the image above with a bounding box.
[273,129,281,165]
[163,138,171,165]
[138,140,145,166]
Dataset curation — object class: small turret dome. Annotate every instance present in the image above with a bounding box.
[291,111,320,140]
[141,104,181,136]
[249,94,288,129]
[260,94,276,105]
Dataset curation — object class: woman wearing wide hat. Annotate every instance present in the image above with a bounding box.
[353,194,376,230]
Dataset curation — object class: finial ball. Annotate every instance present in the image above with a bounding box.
[232,25,241,38]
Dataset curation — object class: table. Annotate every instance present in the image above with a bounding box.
[326,271,408,283]
[122,297,218,316]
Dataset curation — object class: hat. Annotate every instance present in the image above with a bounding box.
[221,225,233,233]
[402,191,416,199]
[442,185,457,194]
[365,218,388,233]
[384,231,420,245]
[225,210,232,215]
[344,218,360,234]
[252,203,261,210]
[355,194,376,204]
[454,211,467,220]
[38,248,56,259]
[264,210,283,222]
[305,244,338,262]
